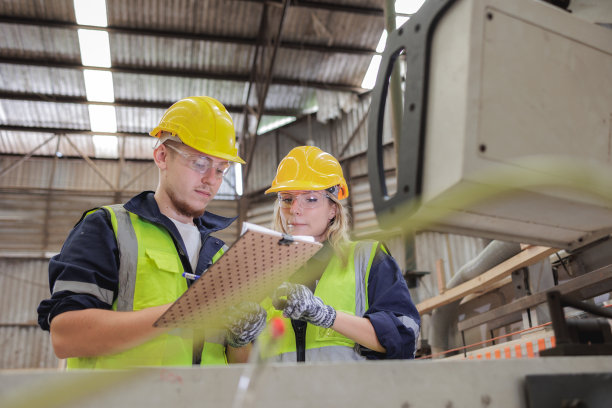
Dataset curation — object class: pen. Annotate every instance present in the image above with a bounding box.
[182,272,200,280]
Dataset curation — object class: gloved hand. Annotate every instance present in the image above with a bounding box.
[272,282,336,328]
[224,302,267,348]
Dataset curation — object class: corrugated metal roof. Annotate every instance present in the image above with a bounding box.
[0,326,60,369]
[272,49,371,84]
[0,153,239,197]
[0,0,384,161]
[1,100,89,129]
[106,0,264,37]
[256,85,316,113]
[112,74,247,107]
[114,105,166,134]
[281,6,383,48]
[110,34,256,75]
[0,63,84,95]
[0,258,60,369]
[330,95,371,158]
[0,174,239,255]
[0,23,80,61]
[0,0,76,20]
[414,231,488,300]
[0,258,48,324]
[0,130,56,155]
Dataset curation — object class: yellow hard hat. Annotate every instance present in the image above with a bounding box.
[150,96,245,164]
[265,146,349,199]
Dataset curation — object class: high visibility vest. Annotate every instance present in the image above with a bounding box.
[259,241,378,362]
[67,205,227,369]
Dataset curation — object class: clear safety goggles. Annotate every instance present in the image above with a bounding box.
[277,191,331,209]
[165,143,230,178]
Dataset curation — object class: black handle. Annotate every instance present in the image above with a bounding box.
[291,319,307,362]
[367,0,458,229]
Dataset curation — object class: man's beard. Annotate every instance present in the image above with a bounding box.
[167,189,207,219]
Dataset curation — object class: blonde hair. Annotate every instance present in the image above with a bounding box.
[272,192,351,262]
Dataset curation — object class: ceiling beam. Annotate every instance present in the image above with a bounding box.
[0,16,376,56]
[241,0,384,16]
[0,57,368,94]
[0,90,303,116]
[0,124,143,138]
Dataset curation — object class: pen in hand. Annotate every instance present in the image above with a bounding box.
[182,272,200,280]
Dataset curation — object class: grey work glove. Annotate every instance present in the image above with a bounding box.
[224,302,267,348]
[272,282,336,328]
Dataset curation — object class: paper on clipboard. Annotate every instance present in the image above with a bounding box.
[153,222,322,328]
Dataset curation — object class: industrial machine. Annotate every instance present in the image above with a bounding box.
[366,0,612,406]
[368,0,612,250]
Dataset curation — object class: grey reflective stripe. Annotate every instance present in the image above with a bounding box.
[52,280,114,305]
[221,244,229,254]
[354,241,375,317]
[398,315,420,335]
[108,204,138,312]
[272,346,366,363]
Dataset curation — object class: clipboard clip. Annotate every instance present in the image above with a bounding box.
[278,233,294,246]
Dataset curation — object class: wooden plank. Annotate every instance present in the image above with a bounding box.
[457,264,612,331]
[417,246,558,314]
[435,259,446,294]
[461,276,512,303]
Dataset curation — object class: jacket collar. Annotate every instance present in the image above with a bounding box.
[124,191,237,233]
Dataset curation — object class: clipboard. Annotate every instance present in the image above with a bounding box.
[153,222,322,328]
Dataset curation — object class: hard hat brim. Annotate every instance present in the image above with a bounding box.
[150,128,246,164]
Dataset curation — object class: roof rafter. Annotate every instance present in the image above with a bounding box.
[0,124,143,138]
[0,57,368,94]
[241,0,384,16]
[0,90,303,116]
[0,16,376,56]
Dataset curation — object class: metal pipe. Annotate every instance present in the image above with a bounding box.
[429,241,522,354]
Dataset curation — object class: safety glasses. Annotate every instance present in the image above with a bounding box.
[165,143,230,178]
[278,191,330,209]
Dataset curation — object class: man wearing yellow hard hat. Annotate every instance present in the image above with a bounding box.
[37,96,265,368]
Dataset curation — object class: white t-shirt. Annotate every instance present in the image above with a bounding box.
[169,218,202,272]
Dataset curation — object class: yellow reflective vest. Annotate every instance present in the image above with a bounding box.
[67,205,227,369]
[259,240,378,362]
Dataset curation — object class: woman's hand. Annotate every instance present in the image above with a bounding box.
[272,282,336,328]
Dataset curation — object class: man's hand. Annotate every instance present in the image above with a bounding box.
[225,302,267,348]
[272,282,336,328]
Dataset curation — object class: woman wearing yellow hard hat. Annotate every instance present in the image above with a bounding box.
[257,145,420,362]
